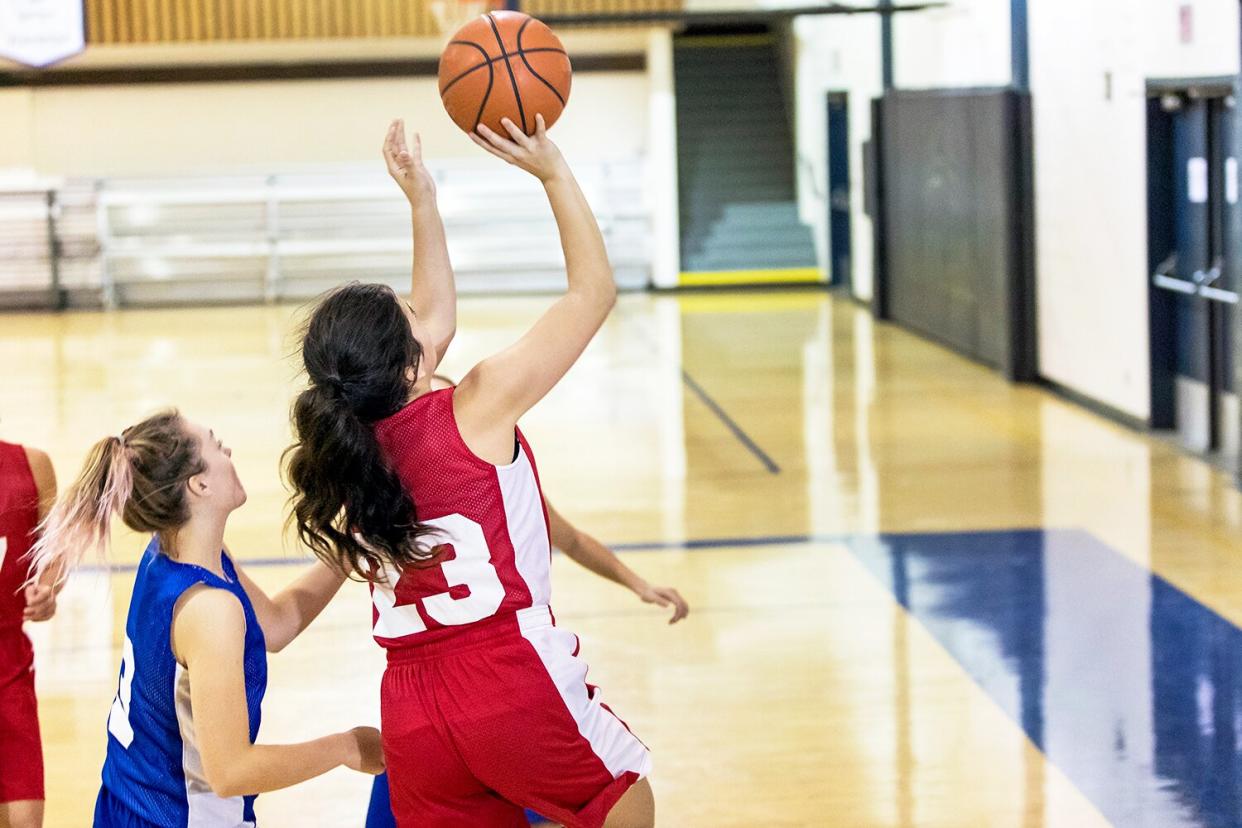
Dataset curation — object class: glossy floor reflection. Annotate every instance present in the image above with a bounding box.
[852,529,1242,828]
[6,290,1242,825]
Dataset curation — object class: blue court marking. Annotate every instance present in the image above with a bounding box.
[848,528,1242,828]
[78,533,844,573]
[680,369,781,474]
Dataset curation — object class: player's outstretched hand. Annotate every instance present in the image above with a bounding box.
[383,119,436,206]
[344,726,386,775]
[471,114,568,183]
[23,583,56,622]
[635,583,689,625]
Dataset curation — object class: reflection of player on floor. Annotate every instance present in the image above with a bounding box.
[362,453,689,827]
[27,413,385,827]
[0,439,57,828]
[286,118,664,826]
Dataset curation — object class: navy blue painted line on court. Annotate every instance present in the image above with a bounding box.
[847,528,1242,828]
[679,369,781,474]
[77,532,847,573]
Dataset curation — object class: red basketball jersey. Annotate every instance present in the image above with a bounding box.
[0,442,38,632]
[371,388,553,650]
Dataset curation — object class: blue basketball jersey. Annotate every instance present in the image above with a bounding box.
[94,538,268,827]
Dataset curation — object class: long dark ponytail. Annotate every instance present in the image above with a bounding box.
[285,282,437,580]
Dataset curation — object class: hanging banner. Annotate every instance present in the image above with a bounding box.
[0,1,85,68]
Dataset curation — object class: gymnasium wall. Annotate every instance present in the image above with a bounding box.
[0,72,650,178]
[892,0,1011,90]
[791,13,881,298]
[791,0,1009,300]
[0,28,656,178]
[0,89,35,171]
[1030,0,1240,420]
[791,0,1240,421]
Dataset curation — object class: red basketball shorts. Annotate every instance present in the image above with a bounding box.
[380,606,650,828]
[0,628,43,803]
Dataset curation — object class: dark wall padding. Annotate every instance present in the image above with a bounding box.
[873,89,1036,380]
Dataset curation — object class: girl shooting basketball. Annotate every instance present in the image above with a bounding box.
[28,411,385,826]
[285,118,656,827]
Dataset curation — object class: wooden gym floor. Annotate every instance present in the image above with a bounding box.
[4,289,1242,827]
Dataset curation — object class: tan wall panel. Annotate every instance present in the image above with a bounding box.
[26,71,649,177]
[80,0,681,43]
[0,89,35,171]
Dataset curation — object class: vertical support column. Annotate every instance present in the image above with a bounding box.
[96,181,117,310]
[45,189,65,310]
[264,174,280,303]
[1011,0,1029,92]
[880,0,894,92]
[646,27,681,289]
[1227,84,1242,482]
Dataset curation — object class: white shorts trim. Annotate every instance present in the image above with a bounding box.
[520,617,652,780]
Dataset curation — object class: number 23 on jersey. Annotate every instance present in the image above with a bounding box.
[372,513,505,638]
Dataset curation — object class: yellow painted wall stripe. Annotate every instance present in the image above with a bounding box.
[676,34,775,48]
[678,268,824,287]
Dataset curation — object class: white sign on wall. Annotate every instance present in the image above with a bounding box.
[1188,157,1208,204]
[0,0,85,68]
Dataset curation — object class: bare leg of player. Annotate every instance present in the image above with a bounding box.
[602,779,654,828]
[0,800,45,828]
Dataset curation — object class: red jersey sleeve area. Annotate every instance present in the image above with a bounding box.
[0,442,39,630]
[371,389,553,649]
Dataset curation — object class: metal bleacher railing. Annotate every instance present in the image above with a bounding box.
[0,157,651,309]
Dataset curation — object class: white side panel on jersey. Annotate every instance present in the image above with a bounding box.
[107,636,136,747]
[497,447,552,607]
[175,664,253,827]
[519,611,652,780]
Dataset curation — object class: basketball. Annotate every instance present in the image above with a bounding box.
[438,10,572,137]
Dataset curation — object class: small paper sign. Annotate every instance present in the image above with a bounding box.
[0,0,85,68]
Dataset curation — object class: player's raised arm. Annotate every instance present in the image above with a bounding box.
[383,119,456,364]
[231,555,347,653]
[456,115,616,455]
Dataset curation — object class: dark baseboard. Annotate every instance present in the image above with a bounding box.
[1036,378,1150,432]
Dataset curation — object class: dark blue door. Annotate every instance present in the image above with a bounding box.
[1148,93,1238,456]
[827,92,852,291]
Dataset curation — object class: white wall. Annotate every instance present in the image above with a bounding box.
[1031,0,1240,419]
[792,13,882,299]
[893,0,1010,89]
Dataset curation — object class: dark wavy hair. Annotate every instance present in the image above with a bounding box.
[284,282,437,580]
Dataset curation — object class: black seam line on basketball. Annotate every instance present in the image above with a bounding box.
[475,56,494,133]
[485,12,527,134]
[445,40,494,131]
[516,17,566,108]
[440,47,567,97]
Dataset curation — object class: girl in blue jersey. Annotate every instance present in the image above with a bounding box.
[28,410,385,827]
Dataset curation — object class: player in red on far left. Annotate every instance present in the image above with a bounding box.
[0,437,58,828]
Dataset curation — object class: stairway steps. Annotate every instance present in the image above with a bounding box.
[674,39,813,275]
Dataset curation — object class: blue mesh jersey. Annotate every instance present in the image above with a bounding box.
[93,538,268,827]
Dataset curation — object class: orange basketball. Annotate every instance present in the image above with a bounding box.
[438,10,572,137]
